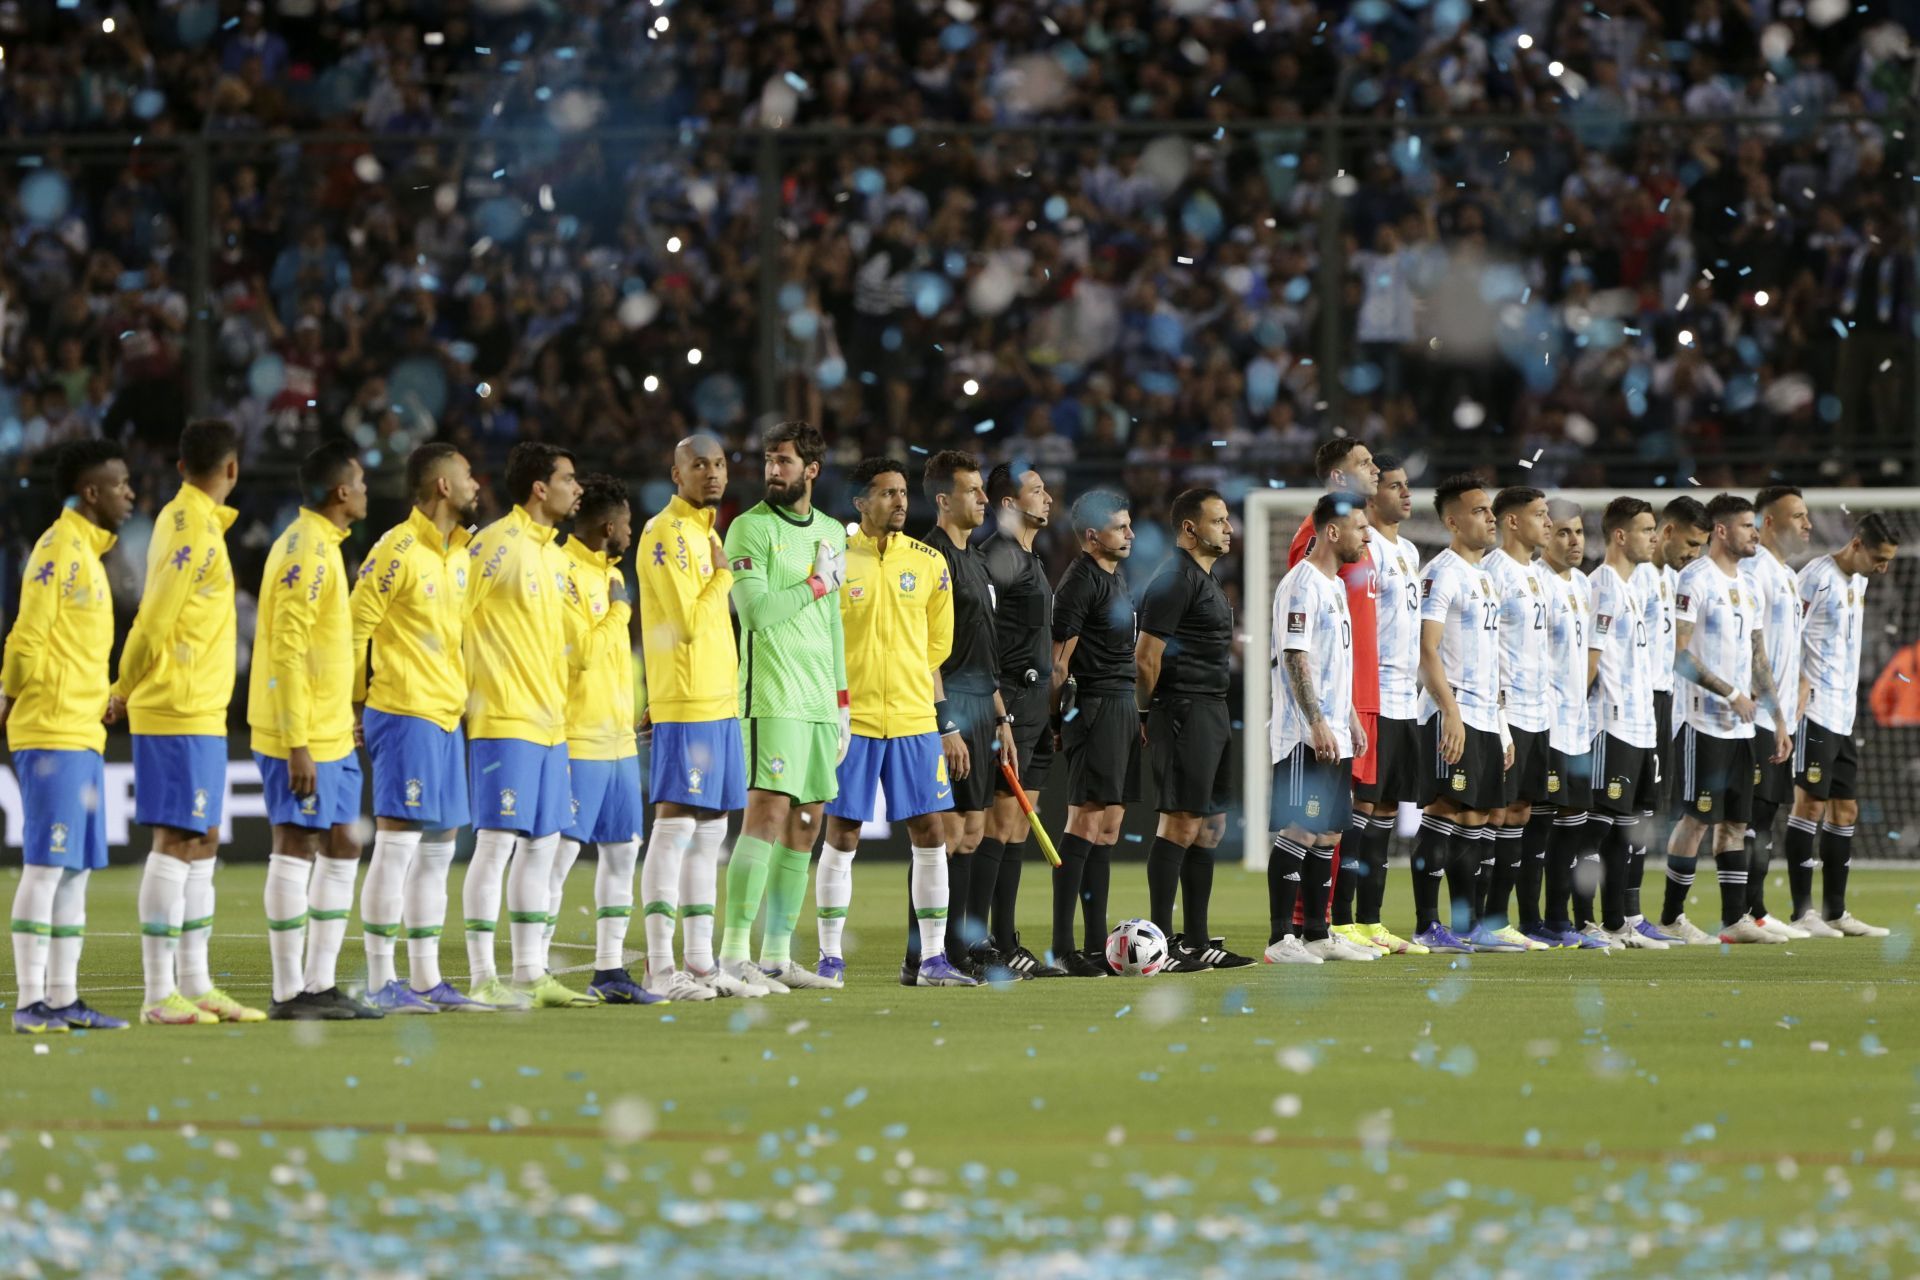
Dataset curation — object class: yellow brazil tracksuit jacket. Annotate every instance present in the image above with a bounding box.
[249,508,355,762]
[839,528,953,739]
[2,507,118,753]
[635,494,736,724]
[114,484,238,738]
[350,506,473,730]
[560,537,639,761]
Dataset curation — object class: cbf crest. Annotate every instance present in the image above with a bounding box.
[899,571,918,593]
[500,788,519,818]
[192,789,209,820]
[50,822,69,854]
[686,766,705,796]
[405,778,424,807]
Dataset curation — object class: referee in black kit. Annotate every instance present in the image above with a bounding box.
[1049,489,1140,977]
[978,464,1067,978]
[1137,488,1254,971]
[921,450,1019,977]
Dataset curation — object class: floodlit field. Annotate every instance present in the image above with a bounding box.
[5,863,1917,1276]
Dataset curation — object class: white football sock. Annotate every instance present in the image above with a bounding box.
[596,838,641,970]
[680,818,727,973]
[10,864,61,1008]
[303,856,358,994]
[46,869,89,1008]
[138,852,191,1004]
[360,830,420,991]
[463,829,516,985]
[405,837,456,992]
[640,817,695,975]
[910,844,950,961]
[264,854,311,1003]
[508,833,559,985]
[543,836,584,970]
[178,859,216,999]
[815,842,856,960]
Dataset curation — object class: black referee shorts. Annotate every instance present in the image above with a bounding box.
[947,689,999,813]
[998,684,1054,795]
[1422,717,1504,812]
[1502,725,1552,807]
[1061,691,1141,808]
[1793,717,1858,801]
[1354,715,1422,806]
[1149,695,1231,817]
[1672,725,1753,825]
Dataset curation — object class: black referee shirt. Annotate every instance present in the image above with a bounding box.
[979,527,1053,698]
[924,524,997,696]
[1138,547,1233,701]
[1053,552,1136,695]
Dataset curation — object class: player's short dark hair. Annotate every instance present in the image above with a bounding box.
[504,441,576,505]
[1314,435,1365,483]
[1705,492,1756,528]
[1371,450,1404,476]
[299,439,360,507]
[1755,484,1803,513]
[922,449,979,505]
[1431,473,1482,520]
[1071,489,1130,538]
[406,442,462,499]
[55,438,125,497]
[766,419,826,469]
[986,462,1024,506]
[1661,495,1710,532]
[575,473,629,527]
[1493,486,1546,518]
[1602,495,1654,537]
[178,418,240,477]
[1313,491,1361,533]
[1856,512,1900,549]
[850,456,906,494]
[1170,487,1223,531]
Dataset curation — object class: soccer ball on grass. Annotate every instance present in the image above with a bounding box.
[1104,918,1169,976]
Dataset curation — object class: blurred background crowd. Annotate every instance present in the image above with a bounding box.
[2,0,1919,693]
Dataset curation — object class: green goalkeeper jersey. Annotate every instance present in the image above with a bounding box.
[724,500,847,724]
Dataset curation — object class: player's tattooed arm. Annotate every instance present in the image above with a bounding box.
[1671,621,1733,698]
[1283,649,1321,725]
[1749,629,1781,720]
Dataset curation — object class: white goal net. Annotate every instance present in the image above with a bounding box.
[1239,487,1920,869]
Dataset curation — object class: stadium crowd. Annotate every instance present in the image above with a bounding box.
[1,0,1917,668]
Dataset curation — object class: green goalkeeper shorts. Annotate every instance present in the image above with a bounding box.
[743,716,841,805]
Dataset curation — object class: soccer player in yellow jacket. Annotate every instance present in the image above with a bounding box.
[112,420,259,1026]
[250,441,376,1022]
[548,474,666,1006]
[2,440,135,1034]
[349,443,485,1015]
[820,457,976,987]
[460,442,597,1010]
[635,434,761,1000]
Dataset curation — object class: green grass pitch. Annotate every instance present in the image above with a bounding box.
[4,862,1918,1275]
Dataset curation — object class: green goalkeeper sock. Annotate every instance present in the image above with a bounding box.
[718,835,775,963]
[758,843,815,967]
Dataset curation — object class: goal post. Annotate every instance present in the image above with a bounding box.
[1239,486,1920,870]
